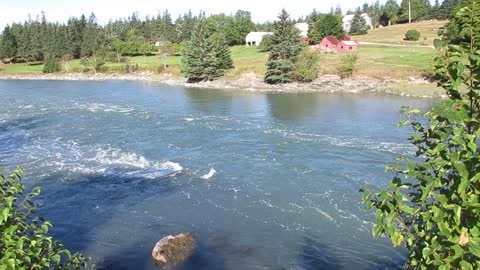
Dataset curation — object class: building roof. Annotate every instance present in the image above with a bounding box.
[322,36,340,45]
[294,22,309,37]
[340,40,358,46]
[246,32,273,39]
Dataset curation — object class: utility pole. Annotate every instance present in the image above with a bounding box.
[408,0,412,24]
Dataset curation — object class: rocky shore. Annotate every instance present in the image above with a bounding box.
[0,72,445,98]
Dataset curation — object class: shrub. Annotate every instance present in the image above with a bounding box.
[42,57,61,73]
[337,53,358,78]
[293,48,321,82]
[0,167,90,269]
[258,34,273,52]
[405,30,421,41]
[362,3,480,269]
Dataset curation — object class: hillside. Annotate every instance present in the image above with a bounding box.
[352,20,448,46]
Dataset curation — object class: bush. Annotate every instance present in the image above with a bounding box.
[293,48,321,82]
[362,4,480,269]
[405,30,421,41]
[258,34,273,52]
[0,167,90,269]
[42,58,61,73]
[337,53,358,78]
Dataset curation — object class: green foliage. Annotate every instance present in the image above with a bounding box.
[349,11,369,35]
[383,0,401,25]
[293,48,321,82]
[399,0,433,22]
[405,30,421,41]
[362,2,480,269]
[112,31,157,57]
[264,9,304,84]
[80,56,105,73]
[42,57,61,73]
[258,34,273,52]
[0,26,17,62]
[337,53,358,78]
[308,14,344,44]
[440,0,480,47]
[181,19,233,82]
[0,167,90,269]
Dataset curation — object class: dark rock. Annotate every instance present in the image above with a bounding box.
[152,233,196,267]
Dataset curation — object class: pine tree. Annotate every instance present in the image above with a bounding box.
[349,11,369,35]
[264,9,304,84]
[383,0,401,25]
[0,26,18,63]
[181,19,233,82]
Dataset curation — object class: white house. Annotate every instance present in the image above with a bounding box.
[245,32,273,46]
[342,13,373,33]
[294,22,309,37]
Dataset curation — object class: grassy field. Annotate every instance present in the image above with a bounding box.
[352,20,447,46]
[0,30,439,80]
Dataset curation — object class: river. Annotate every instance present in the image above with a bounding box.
[0,80,436,270]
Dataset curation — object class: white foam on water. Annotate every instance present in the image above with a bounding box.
[12,137,182,180]
[200,167,216,180]
[72,102,135,113]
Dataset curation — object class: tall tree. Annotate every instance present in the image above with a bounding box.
[0,25,17,63]
[399,0,431,22]
[349,10,369,35]
[264,9,304,84]
[181,19,233,82]
[383,0,401,25]
[308,14,344,44]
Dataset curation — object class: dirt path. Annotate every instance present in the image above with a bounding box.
[359,41,434,49]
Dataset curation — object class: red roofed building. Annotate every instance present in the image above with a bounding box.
[319,36,358,53]
[319,36,340,50]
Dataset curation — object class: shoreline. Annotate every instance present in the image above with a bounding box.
[0,72,446,98]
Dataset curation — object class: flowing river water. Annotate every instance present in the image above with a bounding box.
[0,80,436,270]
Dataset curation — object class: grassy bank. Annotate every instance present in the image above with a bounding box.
[0,21,445,80]
[352,20,446,46]
[0,45,437,79]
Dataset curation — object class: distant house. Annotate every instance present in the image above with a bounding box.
[295,22,310,44]
[318,36,358,53]
[294,22,309,37]
[246,23,310,46]
[342,13,373,33]
[245,32,273,46]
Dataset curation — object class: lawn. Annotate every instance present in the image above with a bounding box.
[351,20,448,46]
[0,44,437,80]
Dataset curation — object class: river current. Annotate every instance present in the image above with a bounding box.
[0,80,436,269]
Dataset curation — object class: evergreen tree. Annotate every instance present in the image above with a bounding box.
[308,14,344,44]
[349,11,369,35]
[399,0,431,22]
[383,0,401,25]
[367,0,382,28]
[181,19,233,82]
[264,9,304,84]
[0,25,17,63]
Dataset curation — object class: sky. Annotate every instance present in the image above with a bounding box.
[0,0,436,29]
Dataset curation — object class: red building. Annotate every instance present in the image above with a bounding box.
[319,36,358,53]
[319,36,340,50]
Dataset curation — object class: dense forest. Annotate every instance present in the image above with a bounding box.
[0,0,467,65]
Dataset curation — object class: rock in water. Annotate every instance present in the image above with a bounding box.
[151,233,196,267]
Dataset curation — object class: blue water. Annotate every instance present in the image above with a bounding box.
[0,80,436,269]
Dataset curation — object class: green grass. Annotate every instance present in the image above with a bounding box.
[0,43,437,80]
[352,20,447,46]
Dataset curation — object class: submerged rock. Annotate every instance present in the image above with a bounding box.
[151,233,196,267]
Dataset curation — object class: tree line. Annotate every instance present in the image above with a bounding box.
[0,10,257,64]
